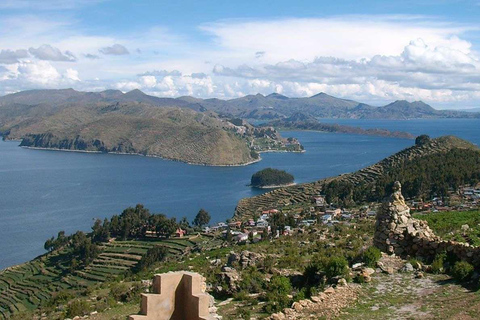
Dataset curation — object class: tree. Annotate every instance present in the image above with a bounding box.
[415,134,431,146]
[44,236,55,252]
[193,209,211,227]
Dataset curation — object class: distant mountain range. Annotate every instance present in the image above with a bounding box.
[181,92,480,120]
[0,88,476,166]
[1,88,478,121]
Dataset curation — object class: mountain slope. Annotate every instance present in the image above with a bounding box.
[234,136,479,218]
[0,90,258,166]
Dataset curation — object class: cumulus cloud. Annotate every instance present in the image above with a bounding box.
[191,72,207,79]
[216,17,471,57]
[255,51,265,58]
[28,44,76,61]
[0,49,29,64]
[84,53,100,59]
[99,44,130,55]
[211,38,480,103]
[138,70,182,77]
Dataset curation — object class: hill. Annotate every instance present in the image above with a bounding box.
[0,89,302,166]
[266,113,415,139]
[179,93,480,120]
[234,135,480,218]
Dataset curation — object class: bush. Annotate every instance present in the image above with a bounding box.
[451,261,474,282]
[362,246,382,267]
[264,276,292,314]
[65,299,90,318]
[431,254,445,274]
[325,256,349,279]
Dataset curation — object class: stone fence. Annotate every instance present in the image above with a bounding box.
[374,182,480,267]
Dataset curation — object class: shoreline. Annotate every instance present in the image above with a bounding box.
[251,182,297,189]
[20,145,264,167]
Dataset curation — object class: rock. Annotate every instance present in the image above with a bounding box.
[362,268,375,276]
[337,278,348,286]
[385,267,394,275]
[227,250,264,269]
[324,287,335,294]
[352,262,364,270]
[415,272,424,279]
[292,302,304,311]
[270,312,286,320]
[310,295,321,303]
[400,263,414,272]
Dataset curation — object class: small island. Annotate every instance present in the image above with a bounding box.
[250,168,295,188]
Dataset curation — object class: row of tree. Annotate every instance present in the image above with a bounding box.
[322,147,480,207]
[43,205,212,268]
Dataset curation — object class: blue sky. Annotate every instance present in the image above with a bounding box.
[1,0,480,109]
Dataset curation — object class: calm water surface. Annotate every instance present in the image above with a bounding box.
[1,118,479,269]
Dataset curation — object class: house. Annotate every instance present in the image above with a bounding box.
[217,222,227,228]
[322,215,332,224]
[228,221,242,229]
[175,228,186,238]
[256,220,269,228]
[367,211,377,217]
[312,196,326,206]
[325,208,342,217]
[235,233,249,242]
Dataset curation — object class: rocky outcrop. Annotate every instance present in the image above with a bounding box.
[374,181,480,266]
[227,250,265,269]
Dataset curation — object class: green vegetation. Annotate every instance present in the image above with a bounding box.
[193,209,211,228]
[236,135,478,218]
[414,210,480,245]
[451,261,474,281]
[250,168,294,188]
[362,246,382,268]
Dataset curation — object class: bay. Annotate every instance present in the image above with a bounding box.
[1,118,479,269]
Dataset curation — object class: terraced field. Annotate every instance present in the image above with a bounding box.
[234,136,477,218]
[0,236,204,319]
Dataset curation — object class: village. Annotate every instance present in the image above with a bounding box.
[194,183,480,244]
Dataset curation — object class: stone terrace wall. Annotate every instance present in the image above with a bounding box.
[374,200,480,267]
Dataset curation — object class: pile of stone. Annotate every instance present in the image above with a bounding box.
[269,284,360,320]
[374,181,480,267]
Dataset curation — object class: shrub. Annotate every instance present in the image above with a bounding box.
[430,253,447,274]
[325,256,349,279]
[65,299,90,318]
[362,246,382,267]
[264,276,292,314]
[451,261,474,282]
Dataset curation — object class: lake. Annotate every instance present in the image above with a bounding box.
[1,118,479,269]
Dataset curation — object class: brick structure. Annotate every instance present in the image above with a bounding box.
[129,271,217,320]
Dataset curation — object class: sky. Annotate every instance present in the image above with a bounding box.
[1,0,480,109]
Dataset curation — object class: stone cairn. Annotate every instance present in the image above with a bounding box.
[374,181,480,266]
[129,271,219,320]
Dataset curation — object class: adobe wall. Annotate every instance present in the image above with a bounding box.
[129,271,218,320]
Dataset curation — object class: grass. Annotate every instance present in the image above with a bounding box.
[0,235,202,319]
[414,210,480,245]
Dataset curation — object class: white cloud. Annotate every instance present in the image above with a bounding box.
[99,44,130,55]
[65,68,80,81]
[201,16,475,63]
[29,44,76,61]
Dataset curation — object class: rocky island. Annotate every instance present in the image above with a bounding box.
[250,168,295,188]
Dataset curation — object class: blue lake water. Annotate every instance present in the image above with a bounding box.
[1,118,479,269]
